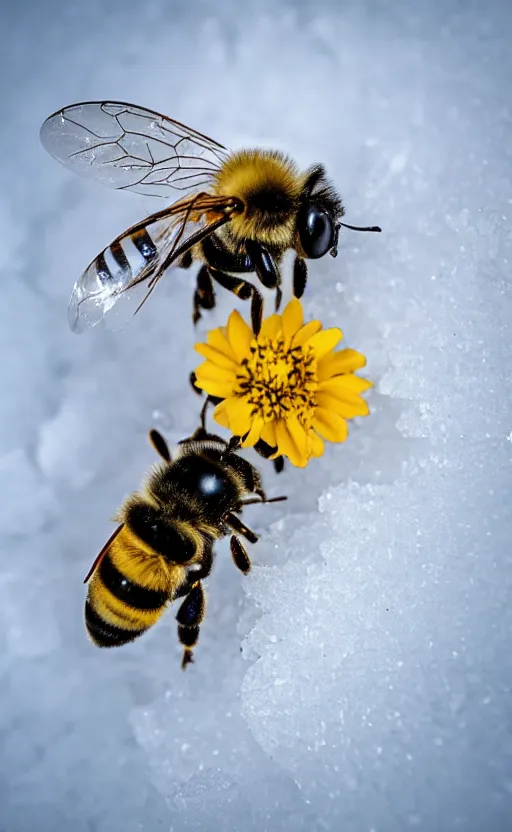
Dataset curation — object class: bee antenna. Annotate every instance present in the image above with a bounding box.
[339,222,382,233]
[241,494,287,507]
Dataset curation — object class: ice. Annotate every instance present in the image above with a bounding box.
[1,0,512,830]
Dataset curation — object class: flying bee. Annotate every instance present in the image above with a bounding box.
[40,100,381,336]
[83,425,286,668]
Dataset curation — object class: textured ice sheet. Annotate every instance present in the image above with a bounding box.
[1,0,511,830]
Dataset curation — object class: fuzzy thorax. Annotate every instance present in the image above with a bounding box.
[213,149,307,249]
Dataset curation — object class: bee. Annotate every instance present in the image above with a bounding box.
[40,101,381,336]
[83,424,286,668]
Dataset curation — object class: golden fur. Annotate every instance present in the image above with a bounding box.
[212,148,307,250]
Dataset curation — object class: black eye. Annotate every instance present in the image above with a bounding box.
[297,204,334,259]
[198,472,223,497]
[172,457,239,521]
[176,459,227,500]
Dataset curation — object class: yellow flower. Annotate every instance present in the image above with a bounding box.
[193,298,372,468]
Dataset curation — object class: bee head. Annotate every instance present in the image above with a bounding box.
[296,164,344,259]
[172,439,241,522]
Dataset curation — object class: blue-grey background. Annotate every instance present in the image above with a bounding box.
[1,1,511,830]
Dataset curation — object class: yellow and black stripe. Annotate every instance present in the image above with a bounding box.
[85,527,186,647]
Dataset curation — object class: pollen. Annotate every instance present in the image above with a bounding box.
[235,337,317,426]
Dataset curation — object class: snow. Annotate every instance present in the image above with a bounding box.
[1,0,511,830]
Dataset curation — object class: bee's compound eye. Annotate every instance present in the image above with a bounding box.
[298,204,334,259]
[199,473,223,497]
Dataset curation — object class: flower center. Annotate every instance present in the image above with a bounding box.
[234,336,318,424]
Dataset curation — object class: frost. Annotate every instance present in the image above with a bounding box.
[2,1,511,831]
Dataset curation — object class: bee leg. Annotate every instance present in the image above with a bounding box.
[253,438,285,475]
[193,265,216,325]
[200,396,211,430]
[273,456,285,474]
[275,285,283,312]
[189,370,204,397]
[244,241,279,290]
[249,287,264,336]
[178,249,194,270]
[230,535,252,575]
[207,267,264,336]
[293,256,308,299]
[181,398,226,445]
[176,581,206,670]
[148,429,172,462]
[226,513,258,544]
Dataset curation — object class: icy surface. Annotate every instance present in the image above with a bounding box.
[1,1,512,830]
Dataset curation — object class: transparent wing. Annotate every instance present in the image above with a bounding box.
[40,101,227,198]
[68,194,240,334]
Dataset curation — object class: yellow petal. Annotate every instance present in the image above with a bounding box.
[214,396,254,436]
[317,348,367,381]
[304,328,343,360]
[291,319,322,348]
[260,420,277,448]
[308,430,325,458]
[312,408,349,443]
[206,327,238,361]
[275,418,308,467]
[194,342,238,370]
[193,363,235,398]
[321,375,373,395]
[194,377,234,399]
[286,414,309,460]
[226,309,253,361]
[194,366,236,400]
[195,362,235,383]
[316,391,369,419]
[259,313,282,339]
[281,298,304,346]
[213,401,230,428]
[241,414,265,447]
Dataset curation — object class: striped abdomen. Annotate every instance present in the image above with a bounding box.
[85,526,186,648]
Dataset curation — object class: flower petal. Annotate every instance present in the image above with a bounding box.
[193,363,235,398]
[317,348,367,380]
[260,420,277,448]
[195,361,235,383]
[206,327,238,361]
[291,319,322,348]
[241,414,265,447]
[321,375,373,395]
[275,418,308,467]
[194,342,238,370]
[316,391,369,419]
[194,379,234,399]
[259,313,282,339]
[308,430,325,458]
[214,396,254,436]
[286,414,309,462]
[226,309,253,361]
[194,364,236,399]
[281,298,304,346]
[312,408,349,443]
[213,401,230,428]
[305,327,343,360]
